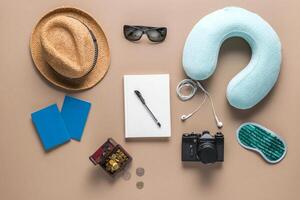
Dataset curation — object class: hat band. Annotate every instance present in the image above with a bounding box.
[51,16,99,80]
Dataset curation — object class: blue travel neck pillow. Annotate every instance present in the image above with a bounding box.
[183,7,282,109]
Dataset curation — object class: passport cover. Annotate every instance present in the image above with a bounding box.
[61,96,91,141]
[31,104,70,151]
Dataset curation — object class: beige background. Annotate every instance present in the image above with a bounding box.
[1,0,299,200]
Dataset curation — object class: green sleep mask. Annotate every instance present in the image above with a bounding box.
[236,122,287,164]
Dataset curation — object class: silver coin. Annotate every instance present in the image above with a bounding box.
[136,181,144,189]
[136,167,145,177]
[122,171,131,181]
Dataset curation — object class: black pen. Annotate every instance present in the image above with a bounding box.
[134,90,161,128]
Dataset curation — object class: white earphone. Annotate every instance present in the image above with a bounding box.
[176,79,223,129]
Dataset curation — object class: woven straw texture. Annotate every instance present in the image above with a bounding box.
[30,7,110,91]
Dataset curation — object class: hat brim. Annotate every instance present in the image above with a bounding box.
[30,7,110,91]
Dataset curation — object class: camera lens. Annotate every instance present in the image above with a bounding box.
[198,143,217,164]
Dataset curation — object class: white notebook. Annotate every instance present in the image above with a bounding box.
[123,74,171,138]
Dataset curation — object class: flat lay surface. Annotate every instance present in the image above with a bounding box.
[0,0,300,200]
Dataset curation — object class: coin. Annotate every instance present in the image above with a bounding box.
[136,167,145,177]
[122,171,131,181]
[136,181,144,189]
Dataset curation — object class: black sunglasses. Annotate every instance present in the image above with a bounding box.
[123,25,167,42]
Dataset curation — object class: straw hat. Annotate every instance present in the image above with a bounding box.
[30,7,110,91]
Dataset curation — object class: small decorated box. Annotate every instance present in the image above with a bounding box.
[89,138,132,176]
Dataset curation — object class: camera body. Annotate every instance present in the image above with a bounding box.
[182,131,224,164]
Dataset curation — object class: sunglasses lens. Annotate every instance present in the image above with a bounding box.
[147,28,167,42]
[124,26,143,41]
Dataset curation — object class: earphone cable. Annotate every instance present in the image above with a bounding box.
[176,79,223,128]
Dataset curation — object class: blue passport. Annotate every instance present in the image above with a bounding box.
[31,104,71,151]
[61,96,91,141]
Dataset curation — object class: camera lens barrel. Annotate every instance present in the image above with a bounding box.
[198,142,217,164]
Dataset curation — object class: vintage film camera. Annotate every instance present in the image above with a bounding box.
[182,131,224,164]
[89,138,132,176]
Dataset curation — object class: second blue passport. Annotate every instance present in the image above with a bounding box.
[61,96,91,141]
